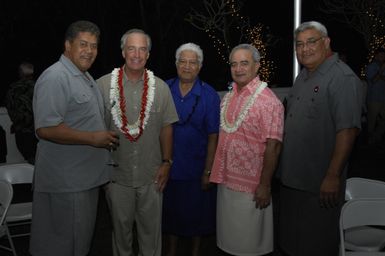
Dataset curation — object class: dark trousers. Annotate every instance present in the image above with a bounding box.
[15,131,37,164]
[279,185,342,256]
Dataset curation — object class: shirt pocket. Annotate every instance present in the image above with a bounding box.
[305,95,325,119]
[74,91,91,104]
[68,90,95,119]
[147,103,161,127]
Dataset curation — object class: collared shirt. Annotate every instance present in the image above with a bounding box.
[33,54,109,192]
[210,77,284,194]
[166,77,220,180]
[278,53,362,194]
[97,70,178,187]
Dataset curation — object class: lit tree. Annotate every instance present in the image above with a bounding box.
[185,0,276,82]
[319,0,385,72]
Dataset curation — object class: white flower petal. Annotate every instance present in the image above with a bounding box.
[110,68,156,139]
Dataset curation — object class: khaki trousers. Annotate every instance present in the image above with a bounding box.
[106,182,162,256]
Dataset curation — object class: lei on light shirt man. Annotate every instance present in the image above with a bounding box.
[97,29,178,256]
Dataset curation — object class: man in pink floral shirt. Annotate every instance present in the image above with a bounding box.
[210,44,284,256]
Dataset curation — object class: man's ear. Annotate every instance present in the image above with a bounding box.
[323,37,331,50]
[255,62,260,74]
[64,40,71,52]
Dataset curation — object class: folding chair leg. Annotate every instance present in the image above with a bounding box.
[5,224,17,256]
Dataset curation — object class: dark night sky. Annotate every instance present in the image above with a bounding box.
[0,0,367,106]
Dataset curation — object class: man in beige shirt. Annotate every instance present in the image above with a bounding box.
[97,29,178,256]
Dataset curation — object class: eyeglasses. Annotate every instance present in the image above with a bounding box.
[177,59,199,67]
[295,37,324,50]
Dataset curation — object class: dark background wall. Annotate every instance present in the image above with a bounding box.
[0,0,366,105]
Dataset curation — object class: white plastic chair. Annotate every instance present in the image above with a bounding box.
[0,180,17,256]
[0,163,34,238]
[346,178,385,201]
[340,198,385,256]
[344,178,385,252]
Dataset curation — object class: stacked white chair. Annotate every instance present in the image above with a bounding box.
[0,163,34,238]
[342,178,385,254]
[340,198,385,256]
[0,180,17,256]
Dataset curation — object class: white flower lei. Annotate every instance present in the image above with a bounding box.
[220,81,267,133]
[110,68,155,136]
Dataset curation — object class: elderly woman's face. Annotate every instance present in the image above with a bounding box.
[176,50,201,83]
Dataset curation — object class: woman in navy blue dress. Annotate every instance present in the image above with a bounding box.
[162,43,220,256]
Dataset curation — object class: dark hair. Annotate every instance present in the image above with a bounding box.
[64,20,100,43]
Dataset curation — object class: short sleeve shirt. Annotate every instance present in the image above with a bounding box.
[166,77,220,180]
[33,55,110,192]
[278,53,362,193]
[210,77,284,194]
[97,70,178,187]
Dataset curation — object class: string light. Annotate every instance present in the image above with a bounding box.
[244,24,275,82]
[202,0,275,82]
[361,8,385,77]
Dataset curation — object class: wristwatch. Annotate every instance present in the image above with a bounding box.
[162,159,173,165]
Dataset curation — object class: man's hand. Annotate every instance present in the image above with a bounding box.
[319,128,357,208]
[201,173,211,191]
[320,174,340,208]
[36,123,119,148]
[91,131,119,149]
[253,184,271,209]
[154,163,171,192]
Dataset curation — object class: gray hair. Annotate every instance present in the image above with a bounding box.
[175,43,203,65]
[120,28,152,51]
[229,44,261,63]
[294,21,328,39]
[65,20,100,43]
